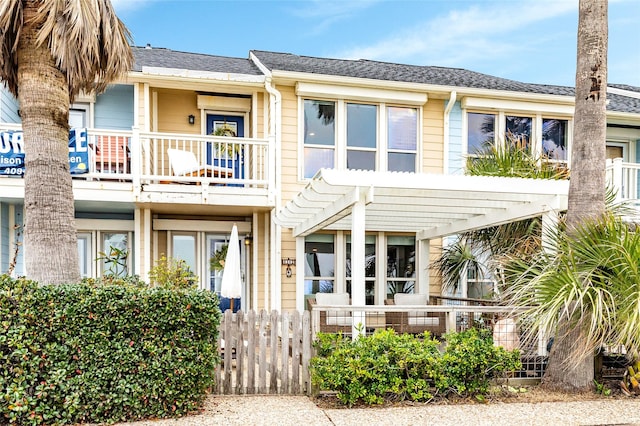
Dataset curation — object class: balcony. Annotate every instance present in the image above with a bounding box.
[0,125,274,208]
[606,158,640,210]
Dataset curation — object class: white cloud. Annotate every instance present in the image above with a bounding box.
[334,0,577,67]
[288,0,382,34]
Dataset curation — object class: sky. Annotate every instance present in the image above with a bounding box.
[113,0,640,87]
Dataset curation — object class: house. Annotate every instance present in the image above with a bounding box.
[1,47,639,314]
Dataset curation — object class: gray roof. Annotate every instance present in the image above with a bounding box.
[131,46,262,76]
[251,50,640,115]
[250,50,575,96]
[129,47,639,115]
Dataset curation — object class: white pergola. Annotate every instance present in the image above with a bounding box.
[275,169,569,311]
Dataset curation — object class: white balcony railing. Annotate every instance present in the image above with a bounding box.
[135,130,269,188]
[606,158,640,204]
[0,126,271,192]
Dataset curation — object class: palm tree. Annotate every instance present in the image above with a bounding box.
[0,1,132,284]
[503,213,640,382]
[543,0,608,391]
[435,138,567,295]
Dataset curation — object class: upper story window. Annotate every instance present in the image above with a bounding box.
[347,103,377,171]
[467,112,495,155]
[542,118,568,162]
[387,107,417,172]
[505,115,532,150]
[304,100,335,179]
[466,111,570,166]
[303,99,418,178]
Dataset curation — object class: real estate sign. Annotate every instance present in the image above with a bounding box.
[0,128,90,176]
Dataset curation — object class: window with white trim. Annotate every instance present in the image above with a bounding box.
[76,228,133,278]
[304,234,335,295]
[466,111,570,166]
[304,100,335,178]
[303,99,419,178]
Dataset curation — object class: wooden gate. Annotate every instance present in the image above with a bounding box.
[214,309,314,395]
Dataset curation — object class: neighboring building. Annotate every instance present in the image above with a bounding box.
[1,47,639,312]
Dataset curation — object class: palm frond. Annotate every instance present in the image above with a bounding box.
[34,0,132,97]
[466,135,569,180]
[503,213,640,365]
[0,0,23,96]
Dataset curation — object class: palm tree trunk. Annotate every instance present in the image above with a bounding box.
[543,0,608,391]
[17,1,80,284]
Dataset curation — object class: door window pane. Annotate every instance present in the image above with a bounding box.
[386,236,416,299]
[542,119,568,161]
[172,234,196,275]
[467,112,495,154]
[346,235,376,305]
[505,115,532,150]
[77,233,91,278]
[304,234,335,295]
[102,232,128,277]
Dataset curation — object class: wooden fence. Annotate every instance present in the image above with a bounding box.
[214,309,314,395]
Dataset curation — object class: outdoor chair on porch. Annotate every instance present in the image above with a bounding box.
[385,293,446,337]
[307,292,352,334]
[166,148,234,181]
[94,135,130,174]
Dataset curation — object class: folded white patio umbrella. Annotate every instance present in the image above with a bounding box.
[220,224,242,311]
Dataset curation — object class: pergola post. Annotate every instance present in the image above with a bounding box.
[418,238,430,297]
[351,196,366,338]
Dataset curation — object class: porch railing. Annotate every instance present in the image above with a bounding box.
[0,125,271,190]
[606,157,640,204]
[136,130,269,188]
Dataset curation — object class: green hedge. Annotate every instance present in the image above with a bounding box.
[0,274,221,425]
[311,328,521,406]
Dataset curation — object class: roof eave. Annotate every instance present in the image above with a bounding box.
[269,70,574,104]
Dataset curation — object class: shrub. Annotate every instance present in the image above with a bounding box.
[433,328,522,396]
[311,329,441,405]
[0,274,220,425]
[148,255,198,290]
[310,328,521,406]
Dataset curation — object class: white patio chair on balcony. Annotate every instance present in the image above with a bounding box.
[166,148,233,181]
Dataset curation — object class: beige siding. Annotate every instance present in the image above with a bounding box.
[156,89,201,135]
[277,84,304,311]
[422,99,445,173]
[279,85,305,203]
[280,228,297,311]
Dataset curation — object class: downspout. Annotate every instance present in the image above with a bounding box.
[251,52,282,311]
[443,91,457,174]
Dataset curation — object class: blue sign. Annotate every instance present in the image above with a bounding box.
[0,128,90,176]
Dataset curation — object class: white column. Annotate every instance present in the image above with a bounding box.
[351,197,366,337]
[296,235,305,312]
[418,238,430,297]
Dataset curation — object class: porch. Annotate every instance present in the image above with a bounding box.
[0,125,274,207]
[606,157,640,208]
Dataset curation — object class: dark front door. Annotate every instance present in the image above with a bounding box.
[206,115,244,137]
